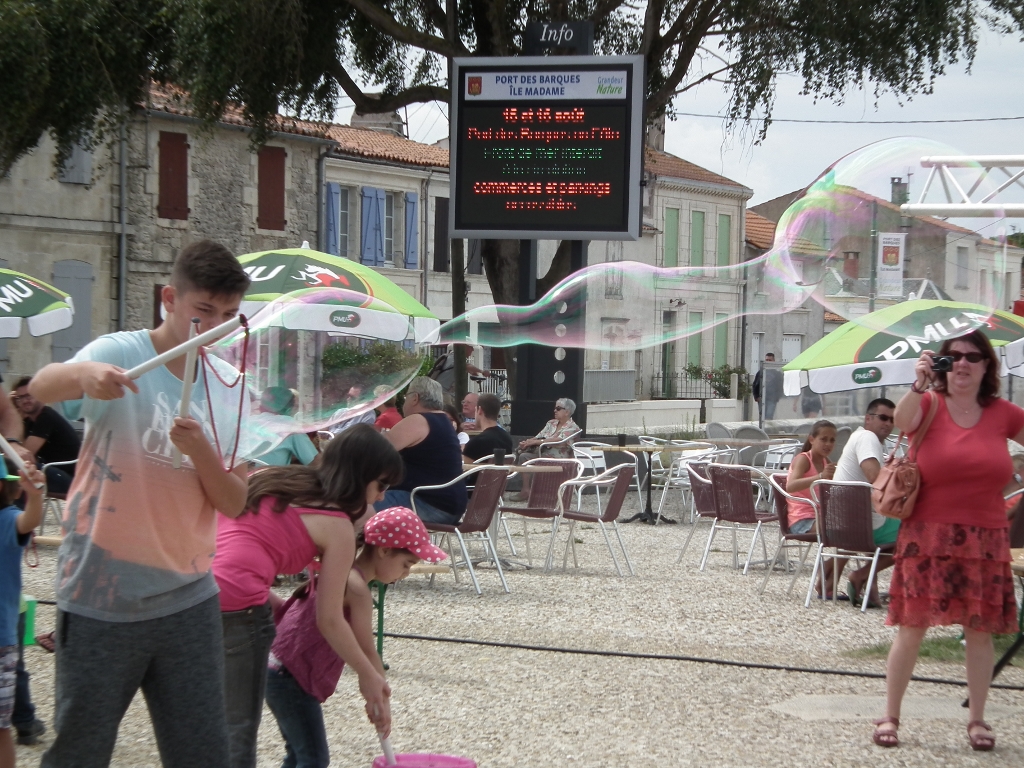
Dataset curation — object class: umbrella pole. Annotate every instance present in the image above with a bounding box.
[172,320,200,469]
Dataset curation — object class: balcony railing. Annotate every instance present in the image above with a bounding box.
[650,372,719,400]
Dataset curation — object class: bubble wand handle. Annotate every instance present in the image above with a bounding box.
[379,734,397,766]
[172,320,199,470]
[124,316,245,380]
[0,434,43,489]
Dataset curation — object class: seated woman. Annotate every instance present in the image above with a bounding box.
[253,387,319,467]
[507,398,581,502]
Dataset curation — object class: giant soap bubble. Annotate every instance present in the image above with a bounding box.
[207,288,424,460]
[438,137,1013,353]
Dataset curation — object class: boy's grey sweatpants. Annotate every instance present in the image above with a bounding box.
[41,595,229,768]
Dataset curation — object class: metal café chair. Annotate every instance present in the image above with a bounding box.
[413,466,511,595]
[804,479,885,613]
[759,474,819,596]
[40,459,78,537]
[677,462,718,566]
[544,464,637,576]
[705,422,733,439]
[499,458,583,567]
[537,427,583,458]
[652,443,718,524]
[700,465,779,574]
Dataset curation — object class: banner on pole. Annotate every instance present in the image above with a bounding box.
[877,233,906,298]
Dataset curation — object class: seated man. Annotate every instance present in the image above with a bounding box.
[461,392,479,430]
[830,397,898,606]
[377,377,466,525]
[13,376,80,494]
[507,398,580,502]
[463,394,513,462]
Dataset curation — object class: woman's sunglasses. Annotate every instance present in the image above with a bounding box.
[947,351,985,363]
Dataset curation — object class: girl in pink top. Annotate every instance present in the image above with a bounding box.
[785,420,837,533]
[875,331,1024,752]
[214,424,404,768]
[265,507,447,768]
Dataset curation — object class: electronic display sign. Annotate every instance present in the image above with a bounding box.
[450,55,644,240]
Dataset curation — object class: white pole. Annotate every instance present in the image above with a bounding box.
[0,434,43,489]
[124,315,244,380]
[172,320,199,469]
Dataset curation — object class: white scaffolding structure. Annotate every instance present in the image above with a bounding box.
[900,155,1024,218]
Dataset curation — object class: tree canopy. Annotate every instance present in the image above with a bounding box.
[4,0,1024,175]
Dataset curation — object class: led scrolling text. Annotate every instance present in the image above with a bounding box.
[467,107,621,212]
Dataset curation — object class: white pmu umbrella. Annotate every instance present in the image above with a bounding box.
[0,268,74,337]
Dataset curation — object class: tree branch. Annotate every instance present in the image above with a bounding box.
[671,63,737,95]
[422,0,449,36]
[640,0,666,56]
[330,61,450,113]
[592,0,629,23]
[343,0,469,57]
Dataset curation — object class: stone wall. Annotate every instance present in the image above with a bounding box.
[124,115,327,329]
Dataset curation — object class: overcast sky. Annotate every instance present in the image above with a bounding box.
[341,25,1024,213]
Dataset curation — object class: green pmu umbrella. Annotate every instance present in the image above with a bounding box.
[0,269,74,338]
[783,300,1024,394]
[237,246,439,342]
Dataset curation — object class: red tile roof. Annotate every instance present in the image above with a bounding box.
[745,210,776,250]
[146,83,450,169]
[645,148,746,189]
[824,311,846,323]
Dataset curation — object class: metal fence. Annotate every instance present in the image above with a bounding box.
[649,372,720,400]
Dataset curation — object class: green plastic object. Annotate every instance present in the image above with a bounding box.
[22,595,36,646]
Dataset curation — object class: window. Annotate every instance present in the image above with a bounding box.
[325,184,350,257]
[717,213,731,266]
[713,313,728,368]
[980,269,988,304]
[687,312,703,367]
[690,210,705,267]
[157,131,189,219]
[784,259,804,309]
[751,333,763,369]
[604,241,623,298]
[404,192,419,268]
[956,246,969,289]
[781,334,802,363]
[59,142,92,185]
[433,198,450,272]
[384,192,395,262]
[51,260,94,362]
[257,146,286,230]
[601,320,630,370]
[664,208,679,267]
[661,312,676,397]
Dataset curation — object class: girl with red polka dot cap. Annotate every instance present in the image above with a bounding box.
[265,508,446,767]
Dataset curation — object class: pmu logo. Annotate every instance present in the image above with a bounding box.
[468,77,482,96]
[329,310,360,328]
[852,366,882,384]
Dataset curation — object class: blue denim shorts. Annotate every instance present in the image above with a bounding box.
[789,517,815,535]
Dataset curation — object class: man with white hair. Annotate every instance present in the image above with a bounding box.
[377,377,467,524]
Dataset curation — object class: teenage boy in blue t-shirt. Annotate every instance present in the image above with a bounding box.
[0,458,45,768]
[31,240,251,768]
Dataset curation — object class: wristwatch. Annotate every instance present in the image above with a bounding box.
[4,438,20,445]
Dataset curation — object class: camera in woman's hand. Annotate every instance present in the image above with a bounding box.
[931,355,954,373]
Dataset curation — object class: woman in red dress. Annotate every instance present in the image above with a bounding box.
[874,331,1024,750]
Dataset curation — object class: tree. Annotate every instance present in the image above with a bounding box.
[4,1,1023,303]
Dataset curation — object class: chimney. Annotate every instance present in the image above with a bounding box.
[350,96,407,138]
[646,112,665,152]
[891,177,909,205]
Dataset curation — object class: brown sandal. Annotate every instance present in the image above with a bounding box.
[967,720,995,751]
[872,716,899,748]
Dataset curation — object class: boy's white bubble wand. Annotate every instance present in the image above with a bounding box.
[171,319,200,469]
[123,315,246,381]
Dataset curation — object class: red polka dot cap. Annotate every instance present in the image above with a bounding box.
[363,507,448,563]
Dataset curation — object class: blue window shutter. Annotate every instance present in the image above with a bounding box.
[374,188,386,266]
[325,183,340,256]
[404,192,419,268]
[360,186,377,265]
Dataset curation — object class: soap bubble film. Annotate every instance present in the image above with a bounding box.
[438,137,1012,353]
[208,288,424,459]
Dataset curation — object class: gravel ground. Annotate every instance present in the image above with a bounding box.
[15,489,1024,768]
